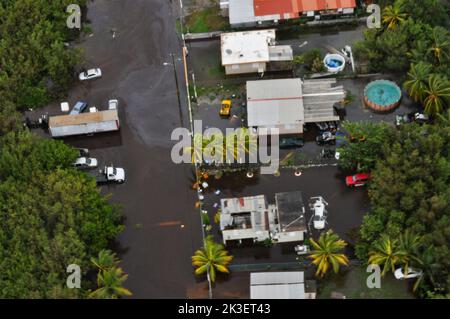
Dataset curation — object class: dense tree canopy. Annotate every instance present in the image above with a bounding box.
[0,0,86,131]
[350,120,450,297]
[0,131,124,298]
[355,0,450,115]
[337,121,395,172]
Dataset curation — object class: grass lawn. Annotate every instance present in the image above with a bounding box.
[318,266,416,299]
[185,7,229,33]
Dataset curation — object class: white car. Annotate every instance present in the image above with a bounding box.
[108,99,119,110]
[79,68,102,81]
[73,157,98,169]
[105,166,125,183]
[310,196,329,230]
[394,267,423,280]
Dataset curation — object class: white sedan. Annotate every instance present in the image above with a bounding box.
[73,157,98,169]
[79,68,102,81]
[394,267,423,280]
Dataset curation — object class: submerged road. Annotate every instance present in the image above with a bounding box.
[31,1,377,298]
[52,0,205,298]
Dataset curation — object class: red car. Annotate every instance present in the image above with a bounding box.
[346,173,371,187]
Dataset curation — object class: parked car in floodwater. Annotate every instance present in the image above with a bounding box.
[316,131,336,145]
[69,101,88,115]
[394,267,423,280]
[280,137,305,149]
[79,68,102,81]
[73,157,98,169]
[346,173,371,187]
[395,112,429,127]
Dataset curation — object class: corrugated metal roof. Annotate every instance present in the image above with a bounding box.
[229,0,257,25]
[253,0,299,19]
[251,271,304,285]
[49,110,119,127]
[298,0,356,12]
[229,0,356,25]
[250,272,306,299]
[246,78,304,129]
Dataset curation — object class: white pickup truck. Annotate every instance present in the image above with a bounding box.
[94,166,125,184]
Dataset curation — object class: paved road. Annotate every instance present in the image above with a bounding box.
[34,0,205,298]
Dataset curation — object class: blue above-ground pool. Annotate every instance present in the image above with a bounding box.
[323,54,346,73]
[364,80,402,112]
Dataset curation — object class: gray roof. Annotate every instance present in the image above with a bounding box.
[302,79,344,123]
[250,272,306,299]
[229,0,256,25]
[246,78,304,133]
[275,191,306,232]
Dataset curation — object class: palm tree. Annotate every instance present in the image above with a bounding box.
[308,230,349,278]
[423,75,450,115]
[89,267,132,299]
[397,230,422,274]
[185,129,255,165]
[91,249,120,271]
[404,62,432,103]
[412,246,441,292]
[368,234,402,276]
[191,236,233,283]
[382,4,408,30]
[185,133,210,164]
[436,108,450,126]
[428,27,450,65]
[223,128,257,163]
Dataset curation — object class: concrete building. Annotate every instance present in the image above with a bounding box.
[219,191,307,245]
[220,29,293,75]
[222,0,357,27]
[246,78,344,136]
[250,271,316,299]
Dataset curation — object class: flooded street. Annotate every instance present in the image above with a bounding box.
[25,2,416,299]
[76,0,207,298]
[30,0,206,298]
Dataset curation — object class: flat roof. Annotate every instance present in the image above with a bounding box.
[275,191,306,232]
[268,45,294,61]
[246,78,304,131]
[221,29,276,65]
[250,271,306,299]
[49,110,119,127]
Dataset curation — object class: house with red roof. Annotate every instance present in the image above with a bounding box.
[220,0,357,27]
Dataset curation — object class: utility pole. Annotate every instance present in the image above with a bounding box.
[170,53,184,127]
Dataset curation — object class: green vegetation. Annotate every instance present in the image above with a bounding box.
[0,2,125,299]
[339,118,450,297]
[318,266,414,299]
[308,230,349,278]
[196,83,243,99]
[0,131,123,298]
[208,65,226,78]
[185,128,256,165]
[192,236,233,283]
[354,0,449,115]
[89,250,132,299]
[293,49,326,73]
[337,121,394,172]
[0,0,86,121]
[185,7,228,33]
